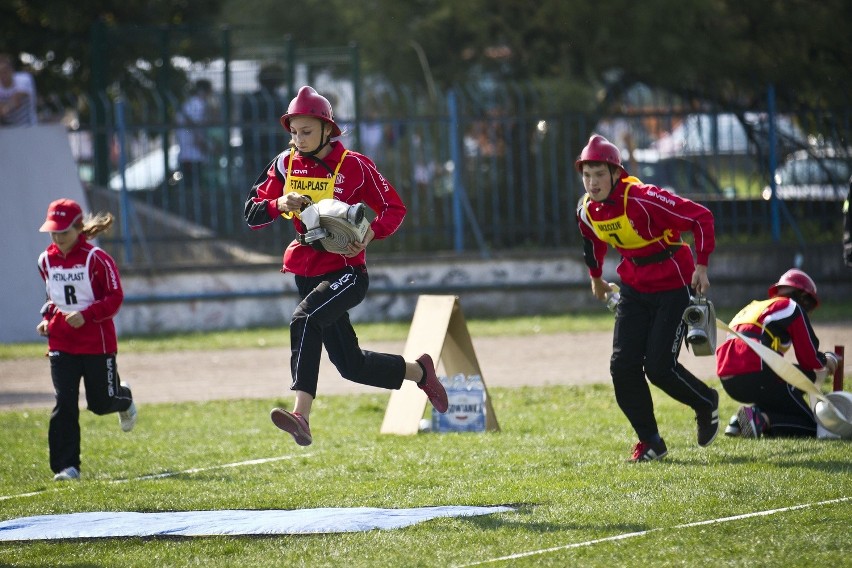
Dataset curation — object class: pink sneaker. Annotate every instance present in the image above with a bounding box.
[736,405,768,438]
[628,438,668,462]
[270,408,313,446]
[416,354,448,413]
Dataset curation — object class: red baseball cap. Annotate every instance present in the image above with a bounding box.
[40,198,83,232]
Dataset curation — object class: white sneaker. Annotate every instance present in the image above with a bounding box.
[119,382,137,432]
[54,466,80,481]
[724,413,741,436]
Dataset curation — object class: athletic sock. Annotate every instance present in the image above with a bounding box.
[645,433,663,445]
[416,360,427,386]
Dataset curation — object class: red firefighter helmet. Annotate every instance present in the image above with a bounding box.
[768,268,820,309]
[575,134,624,173]
[280,86,341,137]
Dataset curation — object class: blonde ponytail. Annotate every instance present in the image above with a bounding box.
[80,211,114,239]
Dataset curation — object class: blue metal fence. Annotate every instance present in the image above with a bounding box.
[69,80,850,268]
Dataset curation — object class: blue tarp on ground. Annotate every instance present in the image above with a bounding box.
[0,505,513,541]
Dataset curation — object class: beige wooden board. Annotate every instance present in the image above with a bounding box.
[380,295,500,435]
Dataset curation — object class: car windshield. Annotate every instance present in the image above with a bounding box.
[776,157,851,185]
[631,158,722,198]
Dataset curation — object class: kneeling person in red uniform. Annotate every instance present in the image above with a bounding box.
[717,269,840,438]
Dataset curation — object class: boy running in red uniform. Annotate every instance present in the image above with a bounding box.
[37,198,136,481]
[575,134,719,462]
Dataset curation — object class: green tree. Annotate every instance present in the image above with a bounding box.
[4,0,851,114]
[215,0,852,112]
[0,0,225,96]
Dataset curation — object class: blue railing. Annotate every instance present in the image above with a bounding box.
[71,81,850,268]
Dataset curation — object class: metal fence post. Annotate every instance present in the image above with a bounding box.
[448,89,464,252]
[114,97,134,263]
[89,21,110,188]
[350,42,361,151]
[222,26,233,206]
[767,83,780,242]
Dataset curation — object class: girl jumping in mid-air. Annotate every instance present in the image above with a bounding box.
[244,86,447,446]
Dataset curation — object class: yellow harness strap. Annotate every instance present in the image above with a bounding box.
[728,298,785,352]
[281,149,349,219]
[583,178,683,250]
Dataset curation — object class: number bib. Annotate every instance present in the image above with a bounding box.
[45,248,97,312]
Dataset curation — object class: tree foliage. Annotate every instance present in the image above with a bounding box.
[222,0,852,112]
[2,0,850,113]
[0,0,225,96]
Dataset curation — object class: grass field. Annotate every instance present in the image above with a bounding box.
[2,379,851,567]
[2,309,851,566]
[2,300,851,360]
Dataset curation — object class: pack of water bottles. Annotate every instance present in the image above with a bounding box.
[431,373,486,433]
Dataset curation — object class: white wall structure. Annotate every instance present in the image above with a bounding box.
[114,254,605,336]
[1,125,89,344]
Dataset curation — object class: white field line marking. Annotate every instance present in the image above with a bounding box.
[118,454,312,482]
[0,453,311,501]
[456,496,852,567]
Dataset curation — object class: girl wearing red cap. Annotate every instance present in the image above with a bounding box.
[244,86,447,446]
[575,134,719,462]
[717,268,840,438]
[37,198,136,481]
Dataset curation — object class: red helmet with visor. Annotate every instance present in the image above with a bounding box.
[575,134,623,173]
[280,86,341,137]
[768,268,820,309]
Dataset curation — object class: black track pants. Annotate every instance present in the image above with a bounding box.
[722,370,816,437]
[610,283,717,441]
[48,352,133,473]
[290,265,405,398]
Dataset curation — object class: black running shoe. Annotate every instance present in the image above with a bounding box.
[628,438,668,462]
[696,389,720,447]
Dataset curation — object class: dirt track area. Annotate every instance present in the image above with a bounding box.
[1,324,849,410]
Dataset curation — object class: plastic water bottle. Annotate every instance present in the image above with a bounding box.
[465,374,486,432]
[431,375,451,432]
[605,283,621,313]
[451,373,467,391]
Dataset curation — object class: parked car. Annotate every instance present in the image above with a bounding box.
[629,157,732,200]
[763,149,851,201]
[109,143,179,192]
[650,113,806,158]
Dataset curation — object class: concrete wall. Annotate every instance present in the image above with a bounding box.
[111,244,849,336]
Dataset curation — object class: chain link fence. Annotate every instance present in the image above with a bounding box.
[60,25,851,269]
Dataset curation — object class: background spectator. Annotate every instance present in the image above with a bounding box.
[176,79,214,192]
[0,53,37,126]
[241,64,288,176]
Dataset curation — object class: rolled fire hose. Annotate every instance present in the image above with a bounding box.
[299,200,370,255]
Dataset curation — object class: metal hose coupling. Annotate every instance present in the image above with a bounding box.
[682,295,717,356]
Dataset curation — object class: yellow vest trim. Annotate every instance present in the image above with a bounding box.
[582,177,684,250]
[728,298,785,352]
[281,150,349,219]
